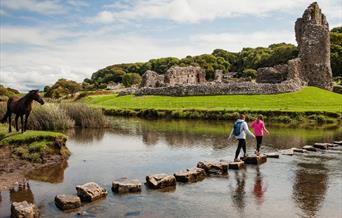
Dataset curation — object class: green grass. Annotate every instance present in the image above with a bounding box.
[81,87,342,113]
[0,130,65,146]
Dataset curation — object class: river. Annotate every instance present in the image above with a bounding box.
[1,118,341,218]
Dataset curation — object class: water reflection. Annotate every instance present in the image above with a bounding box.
[66,128,106,143]
[26,160,68,183]
[230,170,247,213]
[253,166,267,205]
[10,182,34,204]
[292,160,328,217]
[92,118,342,150]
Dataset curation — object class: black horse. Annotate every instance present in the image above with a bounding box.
[1,90,44,133]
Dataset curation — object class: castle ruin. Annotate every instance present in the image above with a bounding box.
[137,2,333,96]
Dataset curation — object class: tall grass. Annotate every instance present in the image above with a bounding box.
[0,102,109,131]
[59,103,108,128]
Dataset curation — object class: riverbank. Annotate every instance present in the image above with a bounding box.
[0,124,70,191]
[82,87,342,126]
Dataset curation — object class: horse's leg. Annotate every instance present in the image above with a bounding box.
[8,113,12,133]
[21,115,24,133]
[24,112,30,132]
[15,115,19,132]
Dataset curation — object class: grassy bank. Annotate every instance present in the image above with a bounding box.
[82,87,342,125]
[0,124,69,163]
[0,102,109,130]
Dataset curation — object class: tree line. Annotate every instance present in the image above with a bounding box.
[41,27,341,98]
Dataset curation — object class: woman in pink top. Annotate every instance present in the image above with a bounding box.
[250,115,269,155]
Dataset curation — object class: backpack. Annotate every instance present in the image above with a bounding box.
[233,121,244,136]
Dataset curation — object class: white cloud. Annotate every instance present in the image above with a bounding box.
[1,0,64,15]
[195,31,296,52]
[90,0,341,24]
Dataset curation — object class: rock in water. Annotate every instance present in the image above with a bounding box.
[303,145,317,152]
[241,155,267,165]
[112,179,142,194]
[55,194,81,211]
[265,153,280,158]
[313,143,329,150]
[227,161,245,170]
[295,2,333,90]
[76,182,107,202]
[333,141,342,145]
[197,161,228,175]
[174,167,206,183]
[145,174,176,189]
[11,201,39,218]
[292,148,305,153]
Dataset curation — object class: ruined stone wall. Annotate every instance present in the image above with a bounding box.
[256,64,288,83]
[164,66,206,86]
[140,70,164,88]
[295,2,332,90]
[136,79,303,96]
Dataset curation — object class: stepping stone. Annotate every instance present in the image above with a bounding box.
[333,141,342,145]
[303,145,317,152]
[228,161,245,170]
[241,155,267,165]
[112,178,142,194]
[292,148,305,153]
[281,149,294,156]
[197,161,228,175]
[76,182,107,202]
[146,174,176,189]
[265,152,280,158]
[174,167,206,183]
[11,201,39,218]
[55,194,81,211]
[313,143,329,150]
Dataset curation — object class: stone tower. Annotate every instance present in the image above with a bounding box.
[295,2,332,90]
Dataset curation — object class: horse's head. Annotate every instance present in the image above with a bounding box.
[29,90,45,105]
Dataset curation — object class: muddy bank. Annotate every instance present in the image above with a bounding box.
[0,130,70,191]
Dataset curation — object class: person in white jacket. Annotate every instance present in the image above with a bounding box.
[229,114,255,162]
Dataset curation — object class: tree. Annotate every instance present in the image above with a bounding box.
[122,73,142,87]
[45,79,81,98]
[330,27,342,77]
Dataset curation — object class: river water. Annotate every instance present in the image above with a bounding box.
[0,118,342,218]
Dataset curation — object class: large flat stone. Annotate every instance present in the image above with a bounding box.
[303,145,317,152]
[76,182,107,202]
[241,155,267,165]
[265,153,280,158]
[281,149,294,156]
[292,148,305,153]
[146,174,176,189]
[313,143,329,150]
[196,161,228,175]
[333,141,342,145]
[228,161,245,170]
[11,201,39,218]
[55,194,81,211]
[112,178,142,194]
[174,167,206,183]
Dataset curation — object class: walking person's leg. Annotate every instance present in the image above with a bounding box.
[256,136,262,155]
[234,139,243,161]
[241,139,247,157]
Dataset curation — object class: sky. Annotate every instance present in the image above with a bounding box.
[0,0,341,91]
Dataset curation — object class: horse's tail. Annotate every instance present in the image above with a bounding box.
[1,97,13,123]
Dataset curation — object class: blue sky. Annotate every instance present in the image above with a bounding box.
[0,0,341,91]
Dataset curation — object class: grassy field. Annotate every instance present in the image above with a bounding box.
[82,87,342,113]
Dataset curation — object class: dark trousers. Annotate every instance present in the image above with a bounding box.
[256,136,263,152]
[235,139,246,159]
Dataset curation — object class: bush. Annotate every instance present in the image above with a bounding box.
[238,69,257,79]
[122,73,142,87]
